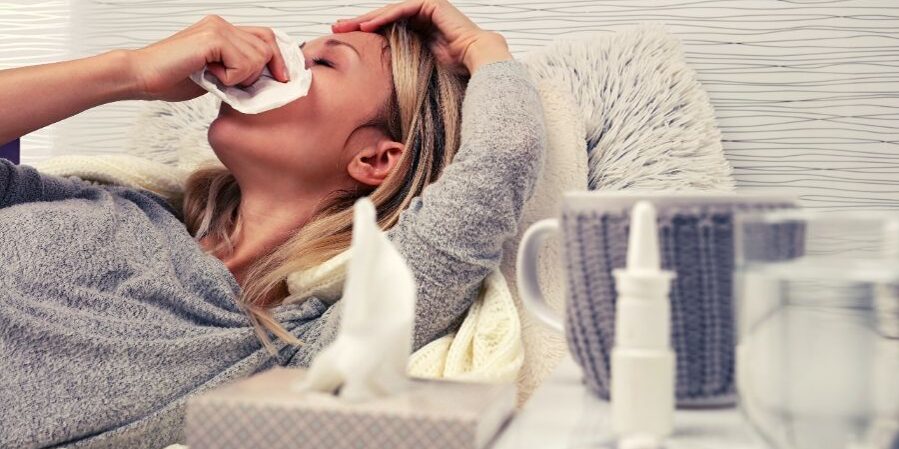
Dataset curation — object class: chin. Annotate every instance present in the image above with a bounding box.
[207,118,276,173]
[207,115,239,161]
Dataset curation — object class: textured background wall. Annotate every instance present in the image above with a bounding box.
[1,0,897,211]
[1,1,68,162]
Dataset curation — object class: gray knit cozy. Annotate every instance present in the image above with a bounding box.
[561,201,797,407]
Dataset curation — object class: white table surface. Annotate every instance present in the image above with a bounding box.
[490,354,768,449]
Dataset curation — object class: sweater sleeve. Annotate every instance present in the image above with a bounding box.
[386,59,548,352]
[0,159,93,208]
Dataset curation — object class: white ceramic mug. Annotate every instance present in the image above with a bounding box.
[516,191,796,407]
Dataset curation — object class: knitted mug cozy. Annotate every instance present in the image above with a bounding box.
[561,201,798,407]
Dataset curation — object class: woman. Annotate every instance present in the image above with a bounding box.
[0,0,546,447]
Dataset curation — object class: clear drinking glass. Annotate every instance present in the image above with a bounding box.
[733,210,899,449]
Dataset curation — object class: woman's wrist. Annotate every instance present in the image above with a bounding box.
[102,49,142,102]
[0,48,139,144]
[463,32,513,74]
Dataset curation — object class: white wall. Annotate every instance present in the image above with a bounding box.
[1,1,69,162]
[2,0,898,211]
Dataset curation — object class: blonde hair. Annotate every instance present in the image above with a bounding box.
[180,20,469,354]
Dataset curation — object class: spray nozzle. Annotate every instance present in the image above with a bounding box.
[626,201,661,271]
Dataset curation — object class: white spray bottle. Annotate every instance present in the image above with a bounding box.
[611,201,677,441]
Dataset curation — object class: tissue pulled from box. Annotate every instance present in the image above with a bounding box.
[189,28,312,114]
[291,197,418,402]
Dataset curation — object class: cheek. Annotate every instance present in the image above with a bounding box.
[305,73,355,118]
[207,94,349,180]
[209,97,314,150]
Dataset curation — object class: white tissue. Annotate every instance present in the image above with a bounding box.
[291,197,418,402]
[189,28,312,114]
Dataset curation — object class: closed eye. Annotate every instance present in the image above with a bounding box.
[312,57,333,68]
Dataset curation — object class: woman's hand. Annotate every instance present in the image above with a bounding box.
[127,15,292,102]
[331,0,512,75]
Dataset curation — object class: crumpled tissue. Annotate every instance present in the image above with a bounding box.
[291,196,418,401]
[189,28,312,114]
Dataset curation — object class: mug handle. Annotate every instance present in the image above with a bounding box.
[516,218,565,333]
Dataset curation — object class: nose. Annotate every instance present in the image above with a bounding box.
[300,45,313,71]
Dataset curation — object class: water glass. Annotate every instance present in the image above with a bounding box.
[734,210,899,449]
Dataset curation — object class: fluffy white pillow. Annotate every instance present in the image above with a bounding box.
[125,94,221,170]
[523,23,735,192]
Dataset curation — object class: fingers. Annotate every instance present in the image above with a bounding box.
[332,2,398,32]
[231,29,280,86]
[333,0,427,33]
[206,31,258,87]
[331,20,358,33]
[233,32,270,87]
[361,1,428,32]
[239,26,290,82]
[199,16,288,87]
[226,34,260,87]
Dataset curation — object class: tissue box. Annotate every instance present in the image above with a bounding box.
[186,367,516,449]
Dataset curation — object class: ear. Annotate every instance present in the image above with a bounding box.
[347,139,405,187]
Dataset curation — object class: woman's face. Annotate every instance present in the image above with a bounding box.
[207,31,395,196]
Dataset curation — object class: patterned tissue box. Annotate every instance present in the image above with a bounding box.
[186,367,517,449]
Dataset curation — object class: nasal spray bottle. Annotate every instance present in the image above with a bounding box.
[611,201,676,445]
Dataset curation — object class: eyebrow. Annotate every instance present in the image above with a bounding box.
[299,39,360,58]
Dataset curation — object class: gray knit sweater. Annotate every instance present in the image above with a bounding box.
[0,59,546,449]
